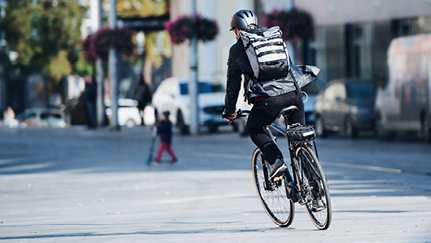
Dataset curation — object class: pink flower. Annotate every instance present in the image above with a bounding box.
[165,15,219,44]
[82,27,135,61]
[263,8,314,41]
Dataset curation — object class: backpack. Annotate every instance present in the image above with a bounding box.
[239,26,290,82]
[238,26,320,103]
[239,26,304,102]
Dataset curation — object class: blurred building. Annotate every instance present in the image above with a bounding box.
[293,0,431,84]
[169,0,431,86]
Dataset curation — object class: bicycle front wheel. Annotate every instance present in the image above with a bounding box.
[296,145,332,230]
[252,148,295,227]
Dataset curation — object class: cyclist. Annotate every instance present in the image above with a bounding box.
[223,9,305,182]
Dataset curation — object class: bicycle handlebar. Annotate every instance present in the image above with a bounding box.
[221,109,250,119]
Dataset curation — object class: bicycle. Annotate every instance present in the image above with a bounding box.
[230,105,332,230]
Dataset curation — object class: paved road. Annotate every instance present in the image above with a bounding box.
[0,126,430,242]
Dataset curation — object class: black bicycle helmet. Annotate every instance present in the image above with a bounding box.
[230,9,257,31]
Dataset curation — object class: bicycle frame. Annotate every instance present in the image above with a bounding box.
[261,123,296,189]
[234,109,320,195]
[267,122,320,159]
[264,122,322,203]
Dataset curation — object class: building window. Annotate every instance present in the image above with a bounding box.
[346,24,364,78]
[392,18,417,37]
[308,28,324,66]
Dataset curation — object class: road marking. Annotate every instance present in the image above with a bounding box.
[187,151,403,174]
[160,193,252,204]
[0,162,55,172]
[321,161,402,174]
[187,151,249,160]
[0,159,21,165]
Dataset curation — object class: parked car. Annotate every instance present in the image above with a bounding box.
[152,77,226,134]
[302,80,325,125]
[106,99,142,127]
[16,108,67,128]
[314,78,376,138]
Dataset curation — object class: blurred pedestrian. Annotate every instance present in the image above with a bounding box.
[132,76,152,125]
[155,111,178,163]
[84,74,97,129]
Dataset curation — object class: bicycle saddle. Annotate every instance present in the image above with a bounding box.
[277,105,299,118]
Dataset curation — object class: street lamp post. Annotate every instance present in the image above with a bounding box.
[286,0,295,64]
[109,0,120,130]
[0,0,5,112]
[90,0,105,127]
[136,31,146,77]
[189,0,199,135]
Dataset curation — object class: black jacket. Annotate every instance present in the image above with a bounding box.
[224,39,320,115]
[224,40,254,115]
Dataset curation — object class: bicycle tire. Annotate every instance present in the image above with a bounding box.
[251,148,295,227]
[295,145,332,230]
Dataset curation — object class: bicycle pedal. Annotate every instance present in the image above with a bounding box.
[273,176,283,182]
[311,199,325,212]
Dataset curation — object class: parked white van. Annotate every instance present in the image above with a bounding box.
[375,34,431,143]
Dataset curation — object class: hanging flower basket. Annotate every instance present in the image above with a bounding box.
[195,15,219,42]
[82,34,97,62]
[263,8,314,42]
[165,15,219,44]
[82,27,135,62]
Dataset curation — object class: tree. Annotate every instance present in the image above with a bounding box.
[0,0,84,104]
[116,0,167,18]
[116,0,172,72]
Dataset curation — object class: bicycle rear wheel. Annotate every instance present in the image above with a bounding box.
[252,148,295,227]
[296,145,332,230]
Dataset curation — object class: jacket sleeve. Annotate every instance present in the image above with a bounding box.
[224,43,244,115]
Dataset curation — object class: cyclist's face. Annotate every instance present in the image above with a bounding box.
[233,28,240,40]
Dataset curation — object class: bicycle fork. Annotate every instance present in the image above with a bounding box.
[290,144,322,206]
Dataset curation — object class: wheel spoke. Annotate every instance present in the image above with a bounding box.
[296,145,332,230]
[252,149,294,227]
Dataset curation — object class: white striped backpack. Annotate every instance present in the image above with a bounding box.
[239,26,291,82]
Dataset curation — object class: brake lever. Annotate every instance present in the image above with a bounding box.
[221,109,248,119]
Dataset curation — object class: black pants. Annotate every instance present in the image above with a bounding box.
[246,91,305,165]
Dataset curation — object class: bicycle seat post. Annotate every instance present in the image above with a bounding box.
[283,113,290,130]
[277,105,299,130]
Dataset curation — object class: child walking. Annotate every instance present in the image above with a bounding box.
[155,111,178,163]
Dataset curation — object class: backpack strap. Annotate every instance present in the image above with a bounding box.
[288,56,301,95]
[289,70,300,95]
[244,41,252,51]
